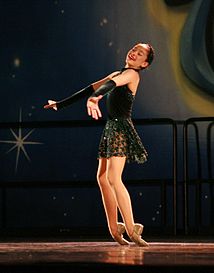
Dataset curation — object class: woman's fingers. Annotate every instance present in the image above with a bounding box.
[86,97,102,119]
[48,100,56,104]
[96,107,102,118]
[44,104,52,109]
[44,100,57,110]
[87,106,92,116]
[92,109,98,120]
[88,106,102,120]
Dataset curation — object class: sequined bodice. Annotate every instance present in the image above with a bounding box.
[106,85,134,119]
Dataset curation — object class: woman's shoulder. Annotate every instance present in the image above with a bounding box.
[109,71,121,79]
[109,68,139,79]
[122,68,140,82]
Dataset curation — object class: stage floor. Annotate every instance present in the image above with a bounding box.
[0,240,214,272]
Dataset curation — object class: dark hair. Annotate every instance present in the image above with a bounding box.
[146,44,154,65]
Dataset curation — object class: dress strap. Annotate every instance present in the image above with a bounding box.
[121,67,140,73]
[112,67,140,79]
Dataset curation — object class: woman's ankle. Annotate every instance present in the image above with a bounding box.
[109,224,118,237]
[125,223,135,237]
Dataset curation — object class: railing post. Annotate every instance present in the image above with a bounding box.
[183,120,188,235]
[173,121,178,235]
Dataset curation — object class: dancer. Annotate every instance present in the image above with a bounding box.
[44,43,154,246]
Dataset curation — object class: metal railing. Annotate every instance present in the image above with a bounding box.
[0,118,178,236]
[183,117,214,234]
[1,117,214,235]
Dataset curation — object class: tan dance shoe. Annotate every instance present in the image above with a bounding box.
[111,222,130,245]
[129,223,149,247]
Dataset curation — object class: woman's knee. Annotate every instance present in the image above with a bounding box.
[97,171,107,186]
[106,171,119,187]
[106,157,125,186]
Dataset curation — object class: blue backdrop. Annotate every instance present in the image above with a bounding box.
[0,0,213,233]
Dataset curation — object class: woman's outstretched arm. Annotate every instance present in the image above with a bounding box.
[43,71,120,111]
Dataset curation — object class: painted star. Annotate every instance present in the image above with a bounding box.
[0,109,43,173]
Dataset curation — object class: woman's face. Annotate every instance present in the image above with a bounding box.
[126,43,150,69]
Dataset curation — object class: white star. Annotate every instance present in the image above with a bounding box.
[0,109,43,173]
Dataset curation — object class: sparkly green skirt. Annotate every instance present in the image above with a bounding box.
[98,118,148,164]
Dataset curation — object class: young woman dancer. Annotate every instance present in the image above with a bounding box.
[44,43,154,246]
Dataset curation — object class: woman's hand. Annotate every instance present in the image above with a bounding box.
[44,100,57,111]
[87,95,103,120]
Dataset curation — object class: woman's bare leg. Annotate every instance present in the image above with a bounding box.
[106,156,135,236]
[97,157,147,246]
[97,158,118,235]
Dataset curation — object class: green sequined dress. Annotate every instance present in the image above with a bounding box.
[98,79,148,164]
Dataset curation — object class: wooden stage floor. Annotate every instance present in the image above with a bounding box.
[0,240,214,273]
